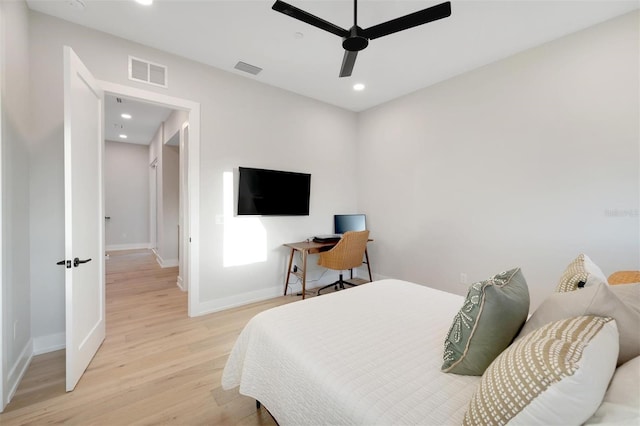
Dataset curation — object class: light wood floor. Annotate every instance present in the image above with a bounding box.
[0,249,300,425]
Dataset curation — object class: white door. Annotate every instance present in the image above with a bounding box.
[63,46,105,392]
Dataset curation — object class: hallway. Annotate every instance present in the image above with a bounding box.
[0,250,288,425]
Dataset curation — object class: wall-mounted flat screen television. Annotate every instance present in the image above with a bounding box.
[237,167,311,216]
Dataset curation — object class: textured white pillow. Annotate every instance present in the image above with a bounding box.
[518,282,640,366]
[556,254,608,292]
[585,356,640,425]
[583,255,608,285]
[464,316,619,426]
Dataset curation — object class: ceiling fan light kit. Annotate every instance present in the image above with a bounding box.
[272,0,451,78]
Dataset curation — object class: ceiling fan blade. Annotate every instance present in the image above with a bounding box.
[272,1,349,38]
[363,1,451,40]
[339,50,358,78]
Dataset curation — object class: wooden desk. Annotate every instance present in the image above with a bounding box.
[283,240,373,299]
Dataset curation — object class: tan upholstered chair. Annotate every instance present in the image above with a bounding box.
[316,230,370,296]
[608,270,640,285]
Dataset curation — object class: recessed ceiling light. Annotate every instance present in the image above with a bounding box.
[135,0,153,5]
[353,83,365,91]
[119,134,128,139]
[121,113,132,119]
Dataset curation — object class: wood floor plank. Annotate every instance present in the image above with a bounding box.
[0,249,293,425]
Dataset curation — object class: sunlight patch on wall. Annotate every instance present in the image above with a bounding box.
[222,171,267,267]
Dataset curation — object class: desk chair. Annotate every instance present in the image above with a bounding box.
[316,230,370,296]
[608,270,640,285]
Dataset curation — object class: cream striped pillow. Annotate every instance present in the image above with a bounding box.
[464,315,618,426]
[556,254,608,292]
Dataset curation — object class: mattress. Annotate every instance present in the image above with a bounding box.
[222,279,480,425]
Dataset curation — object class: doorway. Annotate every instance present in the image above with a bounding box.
[104,94,172,255]
[99,80,200,317]
[0,50,202,403]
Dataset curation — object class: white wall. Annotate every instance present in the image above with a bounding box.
[148,124,161,252]
[25,5,637,353]
[104,140,150,250]
[163,109,188,144]
[156,108,187,267]
[160,143,179,266]
[28,10,358,343]
[1,0,32,407]
[357,11,640,310]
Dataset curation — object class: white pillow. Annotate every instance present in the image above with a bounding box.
[518,282,640,366]
[585,356,640,425]
[464,316,619,426]
[583,255,608,285]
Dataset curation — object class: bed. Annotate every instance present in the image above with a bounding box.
[221,279,480,424]
[222,275,640,425]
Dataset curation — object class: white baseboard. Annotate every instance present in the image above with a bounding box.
[7,339,33,403]
[154,251,179,268]
[156,257,178,268]
[162,258,179,268]
[372,273,390,281]
[33,332,65,355]
[106,242,151,251]
[176,275,186,292]
[190,285,282,317]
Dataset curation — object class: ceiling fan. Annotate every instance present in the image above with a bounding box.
[272,0,452,78]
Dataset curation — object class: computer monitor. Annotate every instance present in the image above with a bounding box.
[334,214,367,234]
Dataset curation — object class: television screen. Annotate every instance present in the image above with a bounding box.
[237,167,311,216]
[334,214,367,234]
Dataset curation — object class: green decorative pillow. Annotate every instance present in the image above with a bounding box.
[442,267,529,375]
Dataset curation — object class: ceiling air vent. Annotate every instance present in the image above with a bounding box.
[128,56,168,88]
[234,61,262,76]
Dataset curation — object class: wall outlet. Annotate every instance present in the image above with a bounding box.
[460,272,468,285]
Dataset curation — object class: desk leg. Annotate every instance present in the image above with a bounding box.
[284,248,295,296]
[365,248,372,282]
[301,250,308,299]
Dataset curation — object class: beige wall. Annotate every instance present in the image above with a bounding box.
[357,11,640,310]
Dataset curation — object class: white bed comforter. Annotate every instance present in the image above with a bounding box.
[222,279,480,425]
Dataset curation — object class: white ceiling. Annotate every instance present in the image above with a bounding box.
[27,0,639,112]
[104,94,173,145]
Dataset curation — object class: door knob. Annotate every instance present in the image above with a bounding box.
[73,257,92,267]
[57,259,71,268]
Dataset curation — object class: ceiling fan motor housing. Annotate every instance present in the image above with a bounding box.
[342,26,369,52]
